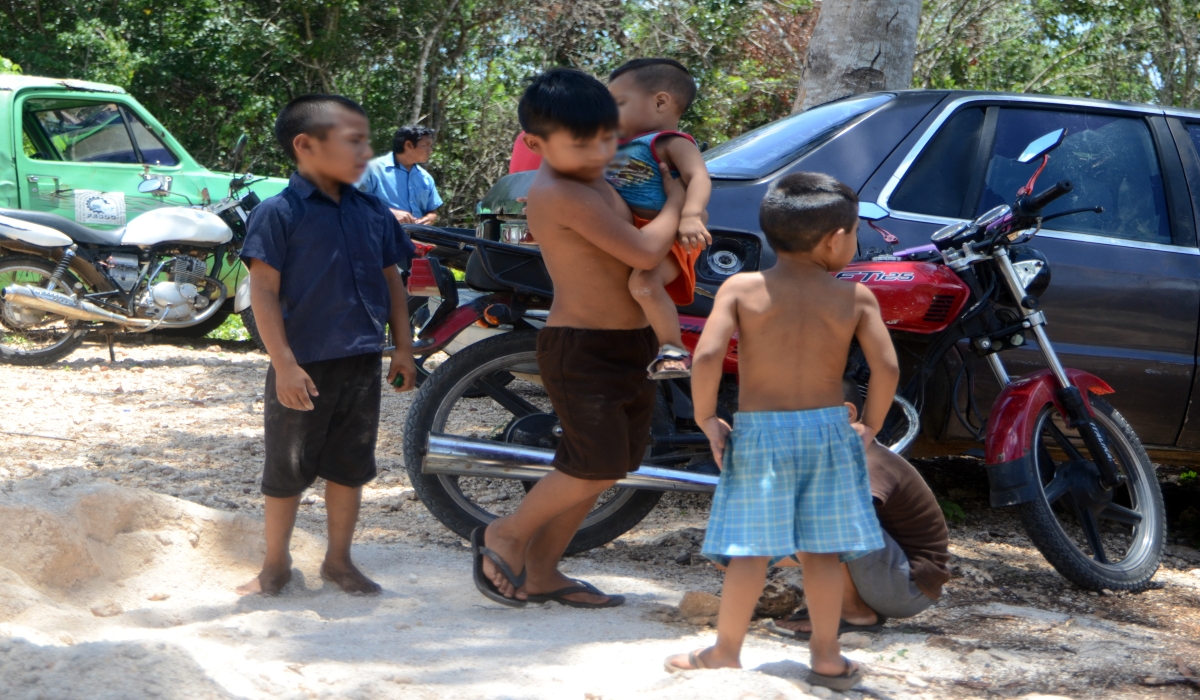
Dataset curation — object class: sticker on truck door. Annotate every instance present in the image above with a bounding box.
[75,190,126,226]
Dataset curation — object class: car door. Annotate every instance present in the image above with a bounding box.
[17,93,182,229]
[870,97,1200,448]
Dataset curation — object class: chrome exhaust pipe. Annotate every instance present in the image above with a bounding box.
[423,433,719,493]
[1,285,154,326]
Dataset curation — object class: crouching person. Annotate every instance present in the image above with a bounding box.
[767,378,951,635]
[237,94,417,596]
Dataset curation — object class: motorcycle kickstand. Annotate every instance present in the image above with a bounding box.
[106,333,115,363]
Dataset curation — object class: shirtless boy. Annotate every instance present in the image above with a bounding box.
[471,68,684,608]
[665,172,899,691]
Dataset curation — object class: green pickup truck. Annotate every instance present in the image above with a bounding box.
[0,74,286,334]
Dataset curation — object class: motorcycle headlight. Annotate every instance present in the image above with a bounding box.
[1009,246,1051,298]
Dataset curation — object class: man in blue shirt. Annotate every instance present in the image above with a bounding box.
[359,125,443,225]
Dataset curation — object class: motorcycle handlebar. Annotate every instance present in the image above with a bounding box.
[1020,179,1073,212]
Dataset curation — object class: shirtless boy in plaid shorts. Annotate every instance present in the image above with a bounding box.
[664,173,900,691]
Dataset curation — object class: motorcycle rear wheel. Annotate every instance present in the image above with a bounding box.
[0,255,88,365]
[401,329,663,554]
[1017,395,1164,591]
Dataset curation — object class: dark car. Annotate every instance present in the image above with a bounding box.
[474,90,1200,455]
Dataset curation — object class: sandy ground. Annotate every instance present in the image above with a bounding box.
[2,336,1200,700]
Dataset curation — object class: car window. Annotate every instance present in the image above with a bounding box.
[703,94,894,180]
[979,109,1171,243]
[889,107,986,218]
[128,112,179,166]
[24,101,177,166]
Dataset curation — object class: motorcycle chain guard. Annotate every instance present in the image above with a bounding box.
[983,368,1114,507]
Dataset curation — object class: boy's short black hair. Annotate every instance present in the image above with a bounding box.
[842,377,866,416]
[759,172,859,253]
[274,94,367,162]
[518,68,619,139]
[609,58,697,112]
[393,125,436,154]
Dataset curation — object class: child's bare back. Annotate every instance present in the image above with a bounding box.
[722,263,883,414]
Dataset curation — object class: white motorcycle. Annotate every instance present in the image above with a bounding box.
[0,176,262,364]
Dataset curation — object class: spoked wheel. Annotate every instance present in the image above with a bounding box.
[402,329,662,554]
[1017,395,1164,591]
[0,255,88,365]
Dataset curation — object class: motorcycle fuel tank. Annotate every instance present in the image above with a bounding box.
[836,261,970,334]
[120,208,233,248]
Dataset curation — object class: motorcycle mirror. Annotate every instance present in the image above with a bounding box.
[858,202,889,221]
[230,133,249,172]
[138,178,167,195]
[1017,129,1066,163]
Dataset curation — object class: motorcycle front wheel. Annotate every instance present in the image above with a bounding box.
[0,255,88,365]
[401,329,663,554]
[1017,395,1165,591]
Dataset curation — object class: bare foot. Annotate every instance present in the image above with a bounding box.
[526,571,614,606]
[320,560,382,595]
[482,522,527,601]
[664,646,740,672]
[237,558,293,596]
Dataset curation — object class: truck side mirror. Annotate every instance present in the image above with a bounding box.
[138,178,170,195]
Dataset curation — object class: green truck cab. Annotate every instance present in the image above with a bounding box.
[0,74,286,316]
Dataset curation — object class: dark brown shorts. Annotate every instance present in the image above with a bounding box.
[261,352,381,498]
[536,326,658,481]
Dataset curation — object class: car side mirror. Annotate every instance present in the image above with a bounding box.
[1018,129,1066,163]
[138,178,170,195]
[858,202,889,221]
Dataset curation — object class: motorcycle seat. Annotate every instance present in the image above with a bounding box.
[0,208,125,246]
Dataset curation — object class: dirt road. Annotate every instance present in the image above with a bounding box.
[1,337,1198,699]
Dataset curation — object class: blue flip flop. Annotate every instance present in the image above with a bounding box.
[471,527,527,608]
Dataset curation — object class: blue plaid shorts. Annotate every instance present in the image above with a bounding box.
[701,407,884,566]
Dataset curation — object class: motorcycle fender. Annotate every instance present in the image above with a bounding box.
[234,275,252,313]
[983,368,1114,507]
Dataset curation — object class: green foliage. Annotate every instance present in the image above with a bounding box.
[939,498,967,524]
[3,0,1197,228]
[205,313,250,342]
[1181,469,1198,486]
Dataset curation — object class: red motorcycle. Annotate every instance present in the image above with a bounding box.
[401,129,1164,592]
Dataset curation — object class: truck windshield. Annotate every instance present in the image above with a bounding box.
[703,93,894,180]
[24,100,179,166]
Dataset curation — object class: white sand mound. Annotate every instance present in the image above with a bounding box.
[0,637,237,700]
[0,472,321,611]
[622,666,816,699]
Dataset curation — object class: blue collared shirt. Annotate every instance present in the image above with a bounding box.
[241,172,416,365]
[358,154,444,217]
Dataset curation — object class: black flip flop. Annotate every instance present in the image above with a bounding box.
[806,656,864,691]
[471,527,527,608]
[526,578,625,608]
[765,608,886,639]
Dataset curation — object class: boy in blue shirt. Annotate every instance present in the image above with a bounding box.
[359,125,443,225]
[237,94,418,596]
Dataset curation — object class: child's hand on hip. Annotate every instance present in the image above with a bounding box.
[852,421,877,450]
[275,361,318,411]
[388,350,418,392]
[678,215,712,252]
[700,416,732,470]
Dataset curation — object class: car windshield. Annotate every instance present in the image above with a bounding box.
[703,93,894,180]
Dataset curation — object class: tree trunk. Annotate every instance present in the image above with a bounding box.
[793,0,922,112]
